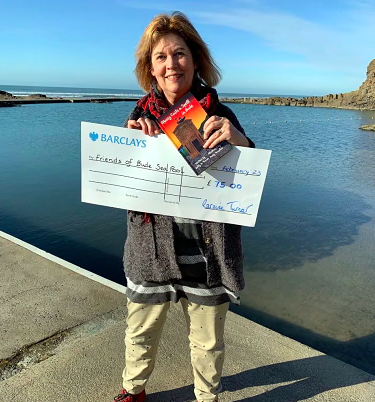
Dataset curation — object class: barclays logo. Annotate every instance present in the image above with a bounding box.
[88,130,146,148]
[89,132,99,141]
[100,133,147,148]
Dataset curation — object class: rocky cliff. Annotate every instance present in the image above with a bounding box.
[0,90,15,99]
[222,59,375,111]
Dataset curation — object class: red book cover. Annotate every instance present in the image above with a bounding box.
[157,92,232,175]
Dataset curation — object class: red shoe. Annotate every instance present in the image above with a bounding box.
[113,388,146,402]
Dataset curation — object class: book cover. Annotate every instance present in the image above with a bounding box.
[157,93,232,175]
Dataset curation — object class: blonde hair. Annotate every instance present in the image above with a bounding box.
[135,11,221,91]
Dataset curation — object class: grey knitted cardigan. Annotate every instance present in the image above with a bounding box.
[123,95,255,293]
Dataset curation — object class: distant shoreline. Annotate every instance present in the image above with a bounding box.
[223,59,375,111]
[220,96,375,111]
[0,91,139,106]
[1,93,374,111]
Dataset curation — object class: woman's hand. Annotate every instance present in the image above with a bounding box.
[128,117,160,136]
[203,116,249,148]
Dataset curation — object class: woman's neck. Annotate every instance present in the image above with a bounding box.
[164,92,185,106]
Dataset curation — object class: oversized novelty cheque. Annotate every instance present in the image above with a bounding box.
[81,122,271,227]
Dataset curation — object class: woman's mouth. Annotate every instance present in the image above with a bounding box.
[166,74,183,81]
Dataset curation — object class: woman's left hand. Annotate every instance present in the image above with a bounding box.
[203,116,249,148]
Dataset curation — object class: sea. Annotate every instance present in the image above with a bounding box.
[1,85,375,375]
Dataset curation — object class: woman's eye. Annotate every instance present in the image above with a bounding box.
[156,55,165,61]
[176,52,184,56]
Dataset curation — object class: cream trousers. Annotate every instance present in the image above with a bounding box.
[122,298,230,402]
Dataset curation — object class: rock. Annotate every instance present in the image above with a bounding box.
[360,125,375,131]
[26,93,48,99]
[219,58,375,111]
[0,90,15,98]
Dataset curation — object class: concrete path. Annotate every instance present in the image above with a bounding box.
[1,231,374,402]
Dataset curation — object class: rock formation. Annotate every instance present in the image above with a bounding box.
[26,93,47,99]
[221,59,375,111]
[360,125,375,131]
[0,90,15,99]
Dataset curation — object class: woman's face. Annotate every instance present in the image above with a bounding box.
[151,33,195,105]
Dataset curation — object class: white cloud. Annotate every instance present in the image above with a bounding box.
[121,0,374,75]
[194,3,374,74]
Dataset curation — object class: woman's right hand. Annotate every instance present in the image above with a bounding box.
[128,117,160,136]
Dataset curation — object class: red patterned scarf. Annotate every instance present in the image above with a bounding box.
[135,83,218,119]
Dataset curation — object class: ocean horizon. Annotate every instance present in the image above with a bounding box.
[0,84,306,100]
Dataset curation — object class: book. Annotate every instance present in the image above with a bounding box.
[157,92,232,175]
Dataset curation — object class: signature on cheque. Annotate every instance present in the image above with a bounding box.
[202,199,253,214]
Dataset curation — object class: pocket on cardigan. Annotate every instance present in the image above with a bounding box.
[123,213,158,281]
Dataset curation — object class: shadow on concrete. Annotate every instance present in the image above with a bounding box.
[149,384,195,402]
[149,354,374,402]
[222,355,375,402]
[242,184,372,272]
[232,304,375,376]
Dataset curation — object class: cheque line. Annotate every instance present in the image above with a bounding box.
[89,180,202,200]
[89,170,204,190]
[89,158,205,179]
[204,208,252,216]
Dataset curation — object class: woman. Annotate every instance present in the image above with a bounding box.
[114,11,255,402]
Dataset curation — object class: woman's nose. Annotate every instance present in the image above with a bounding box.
[166,55,178,69]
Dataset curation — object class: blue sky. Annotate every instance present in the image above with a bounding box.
[1,0,374,95]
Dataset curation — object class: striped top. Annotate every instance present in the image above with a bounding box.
[125,217,240,305]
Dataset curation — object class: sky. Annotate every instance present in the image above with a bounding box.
[1,0,374,95]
